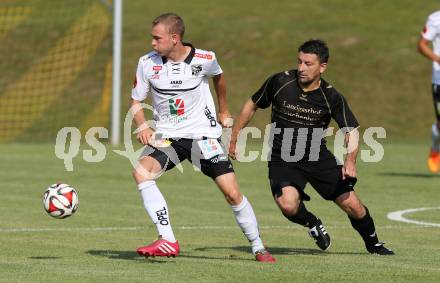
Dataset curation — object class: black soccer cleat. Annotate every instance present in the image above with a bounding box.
[308,219,331,251]
[366,242,394,255]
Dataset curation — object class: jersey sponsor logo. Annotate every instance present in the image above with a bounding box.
[169,98,185,116]
[170,80,182,88]
[194,53,213,60]
[191,64,202,75]
[152,65,162,75]
[282,100,322,115]
[204,106,217,127]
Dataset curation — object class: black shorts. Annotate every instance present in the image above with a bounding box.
[432,84,440,122]
[140,138,234,179]
[268,149,356,201]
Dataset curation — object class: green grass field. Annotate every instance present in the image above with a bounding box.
[1,0,440,282]
[2,0,440,141]
[0,141,439,282]
[122,0,440,138]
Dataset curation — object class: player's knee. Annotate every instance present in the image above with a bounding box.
[347,204,366,219]
[224,189,242,205]
[338,199,365,219]
[132,168,144,184]
[275,192,300,214]
[278,200,300,216]
[132,166,155,184]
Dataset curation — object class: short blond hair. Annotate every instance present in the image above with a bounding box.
[152,13,185,38]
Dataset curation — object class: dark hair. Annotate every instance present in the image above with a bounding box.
[152,13,185,38]
[298,39,329,63]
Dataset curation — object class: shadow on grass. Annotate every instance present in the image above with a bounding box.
[195,246,363,256]
[28,256,62,259]
[86,250,170,263]
[86,245,363,263]
[86,249,251,262]
[378,172,440,178]
[179,253,254,261]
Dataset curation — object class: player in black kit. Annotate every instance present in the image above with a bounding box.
[229,39,394,255]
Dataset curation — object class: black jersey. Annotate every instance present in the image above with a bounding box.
[251,70,359,162]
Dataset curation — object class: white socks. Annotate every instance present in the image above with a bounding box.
[138,182,263,253]
[231,196,265,254]
[138,181,176,242]
[432,124,440,152]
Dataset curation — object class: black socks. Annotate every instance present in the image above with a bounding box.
[349,206,379,247]
[283,202,319,228]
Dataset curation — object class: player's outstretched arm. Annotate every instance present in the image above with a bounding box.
[342,128,360,179]
[229,98,258,160]
[418,36,440,63]
[130,98,154,145]
[213,74,232,127]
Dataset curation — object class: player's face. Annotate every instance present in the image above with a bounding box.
[297,52,327,86]
[151,23,176,57]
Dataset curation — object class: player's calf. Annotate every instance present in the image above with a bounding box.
[280,202,331,250]
[348,206,394,255]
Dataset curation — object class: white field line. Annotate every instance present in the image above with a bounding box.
[0,225,305,233]
[387,207,440,227]
[2,207,439,233]
[0,224,437,233]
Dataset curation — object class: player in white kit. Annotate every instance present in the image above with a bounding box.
[131,13,275,262]
[418,10,440,173]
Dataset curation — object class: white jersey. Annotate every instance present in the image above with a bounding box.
[132,43,223,139]
[422,11,440,84]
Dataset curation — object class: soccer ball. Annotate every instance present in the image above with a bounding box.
[43,183,78,219]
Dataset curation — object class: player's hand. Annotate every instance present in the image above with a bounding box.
[228,138,238,160]
[136,126,155,145]
[218,111,233,128]
[342,160,357,180]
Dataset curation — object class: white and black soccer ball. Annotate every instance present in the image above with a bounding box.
[43,183,78,219]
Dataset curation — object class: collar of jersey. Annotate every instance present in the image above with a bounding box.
[293,69,329,93]
[161,42,195,64]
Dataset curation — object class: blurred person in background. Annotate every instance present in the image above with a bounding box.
[418,10,440,173]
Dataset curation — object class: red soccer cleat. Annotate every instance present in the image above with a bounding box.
[255,249,276,263]
[428,149,440,173]
[137,238,180,258]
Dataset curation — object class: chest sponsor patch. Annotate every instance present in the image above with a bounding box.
[169,98,185,116]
